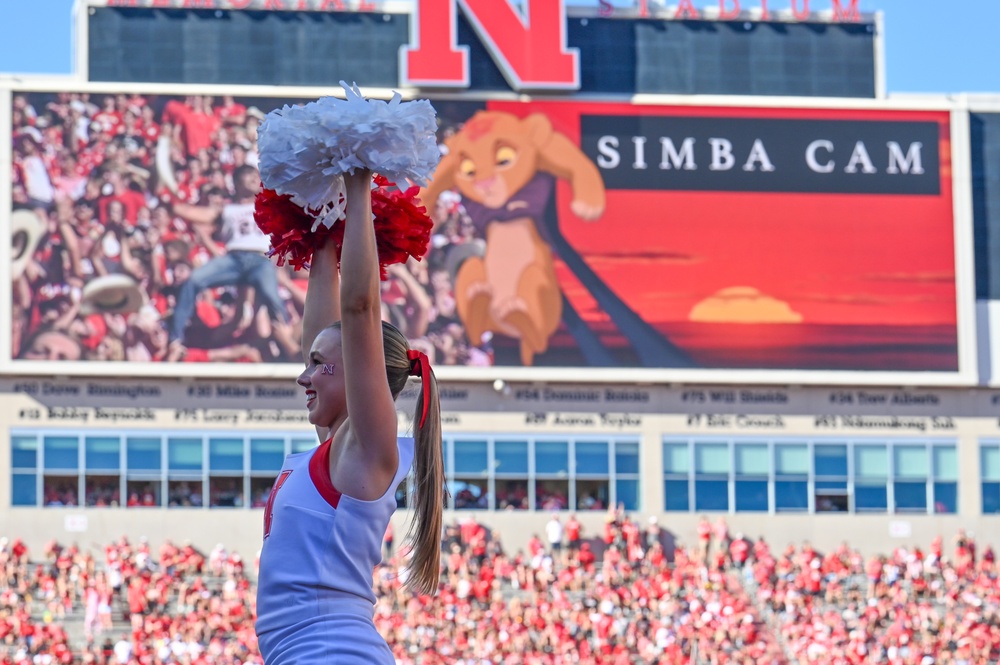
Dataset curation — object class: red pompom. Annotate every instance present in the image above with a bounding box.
[253,188,334,271]
[253,175,433,279]
[370,174,434,278]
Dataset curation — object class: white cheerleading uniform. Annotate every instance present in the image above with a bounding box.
[255,437,413,664]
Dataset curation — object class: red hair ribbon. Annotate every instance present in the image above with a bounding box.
[407,349,431,428]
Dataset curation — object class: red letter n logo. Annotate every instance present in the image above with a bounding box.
[401,0,580,91]
[263,470,292,539]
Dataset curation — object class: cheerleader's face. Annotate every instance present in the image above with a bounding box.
[297,327,346,428]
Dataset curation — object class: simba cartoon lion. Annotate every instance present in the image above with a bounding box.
[421,111,606,366]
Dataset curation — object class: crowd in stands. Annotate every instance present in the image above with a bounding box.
[1,515,998,664]
[746,529,999,665]
[11,92,492,367]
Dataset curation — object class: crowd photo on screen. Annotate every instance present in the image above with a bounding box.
[10,92,491,367]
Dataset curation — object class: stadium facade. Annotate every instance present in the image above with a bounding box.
[2,0,999,560]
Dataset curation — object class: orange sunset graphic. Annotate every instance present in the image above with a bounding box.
[487,101,958,371]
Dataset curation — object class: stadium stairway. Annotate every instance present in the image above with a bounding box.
[731,568,798,664]
[24,567,240,655]
[28,589,133,653]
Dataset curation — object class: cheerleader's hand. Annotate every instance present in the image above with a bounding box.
[344,168,374,200]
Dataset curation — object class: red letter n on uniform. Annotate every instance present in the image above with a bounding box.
[263,470,292,539]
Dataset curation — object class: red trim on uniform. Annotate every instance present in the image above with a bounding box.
[308,439,342,509]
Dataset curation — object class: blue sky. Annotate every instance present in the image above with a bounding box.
[0,0,997,94]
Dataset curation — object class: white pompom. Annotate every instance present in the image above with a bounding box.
[257,82,440,228]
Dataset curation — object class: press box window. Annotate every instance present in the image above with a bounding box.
[734,443,768,513]
[250,439,285,473]
[85,436,121,507]
[494,440,529,511]
[615,442,640,512]
[12,435,38,469]
[12,475,37,507]
[932,446,957,514]
[42,476,79,507]
[209,438,244,508]
[126,437,162,507]
[535,441,569,511]
[663,442,690,512]
[11,435,38,507]
[451,439,488,510]
[86,436,120,470]
[127,437,161,471]
[893,445,929,513]
[44,436,78,471]
[168,437,203,508]
[43,436,80,507]
[983,445,1000,515]
[814,444,848,513]
[694,443,729,512]
[209,438,243,472]
[169,438,202,472]
[774,444,808,512]
[854,445,888,512]
[575,441,609,512]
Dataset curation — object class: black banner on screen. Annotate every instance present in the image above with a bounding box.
[580,116,941,194]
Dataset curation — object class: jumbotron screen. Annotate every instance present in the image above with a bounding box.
[10,89,963,380]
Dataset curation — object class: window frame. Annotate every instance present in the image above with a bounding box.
[661,436,958,516]
[441,435,642,512]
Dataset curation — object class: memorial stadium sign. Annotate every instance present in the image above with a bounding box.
[95,0,866,91]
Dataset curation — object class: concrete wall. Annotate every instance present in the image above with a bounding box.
[4,508,994,565]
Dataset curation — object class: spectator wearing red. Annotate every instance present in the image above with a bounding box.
[173,96,220,159]
[565,514,581,551]
[730,533,750,568]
